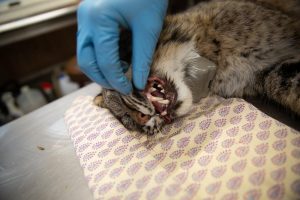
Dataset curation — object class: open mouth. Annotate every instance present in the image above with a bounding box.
[143,76,177,123]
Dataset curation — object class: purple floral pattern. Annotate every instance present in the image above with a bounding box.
[65,96,300,200]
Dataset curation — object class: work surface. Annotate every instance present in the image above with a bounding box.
[0,83,299,200]
[0,83,101,200]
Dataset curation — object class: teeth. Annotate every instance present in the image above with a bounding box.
[158,99,170,104]
[146,93,153,99]
[161,89,165,93]
[146,93,164,102]
[151,96,164,101]
[161,111,167,116]
[158,84,163,89]
[150,87,157,92]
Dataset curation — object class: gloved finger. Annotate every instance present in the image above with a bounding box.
[131,28,157,91]
[130,0,167,90]
[93,16,132,95]
[77,41,112,89]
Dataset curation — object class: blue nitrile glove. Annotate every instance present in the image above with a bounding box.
[77,0,168,94]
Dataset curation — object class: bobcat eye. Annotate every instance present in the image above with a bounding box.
[136,112,150,124]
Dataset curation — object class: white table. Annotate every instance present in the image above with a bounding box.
[0,83,101,200]
[1,82,299,200]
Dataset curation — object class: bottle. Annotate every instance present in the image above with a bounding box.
[58,73,79,96]
[16,86,47,114]
[40,82,55,102]
[1,92,24,118]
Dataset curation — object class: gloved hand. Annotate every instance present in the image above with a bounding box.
[77,0,168,94]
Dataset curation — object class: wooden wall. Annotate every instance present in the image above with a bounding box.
[0,24,76,86]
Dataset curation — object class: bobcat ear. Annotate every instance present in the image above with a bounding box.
[182,50,217,102]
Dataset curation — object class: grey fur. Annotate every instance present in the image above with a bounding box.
[96,0,300,136]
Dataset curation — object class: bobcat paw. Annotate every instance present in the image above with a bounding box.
[93,95,104,107]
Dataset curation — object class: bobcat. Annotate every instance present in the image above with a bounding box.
[94,0,300,136]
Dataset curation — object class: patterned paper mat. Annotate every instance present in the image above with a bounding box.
[64,96,300,200]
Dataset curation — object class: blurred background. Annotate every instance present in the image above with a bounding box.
[0,0,203,125]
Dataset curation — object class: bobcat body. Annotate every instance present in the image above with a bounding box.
[95,0,300,136]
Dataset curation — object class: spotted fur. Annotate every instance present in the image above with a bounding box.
[96,0,300,136]
[154,0,300,115]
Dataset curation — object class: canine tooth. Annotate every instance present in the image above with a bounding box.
[146,93,156,101]
[158,84,163,89]
[150,87,157,92]
[146,93,152,99]
[161,89,165,93]
[158,99,170,104]
[161,111,167,116]
[151,96,164,101]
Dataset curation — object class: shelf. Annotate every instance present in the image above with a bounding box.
[0,4,77,47]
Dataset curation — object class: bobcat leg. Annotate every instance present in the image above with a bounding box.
[210,56,255,97]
